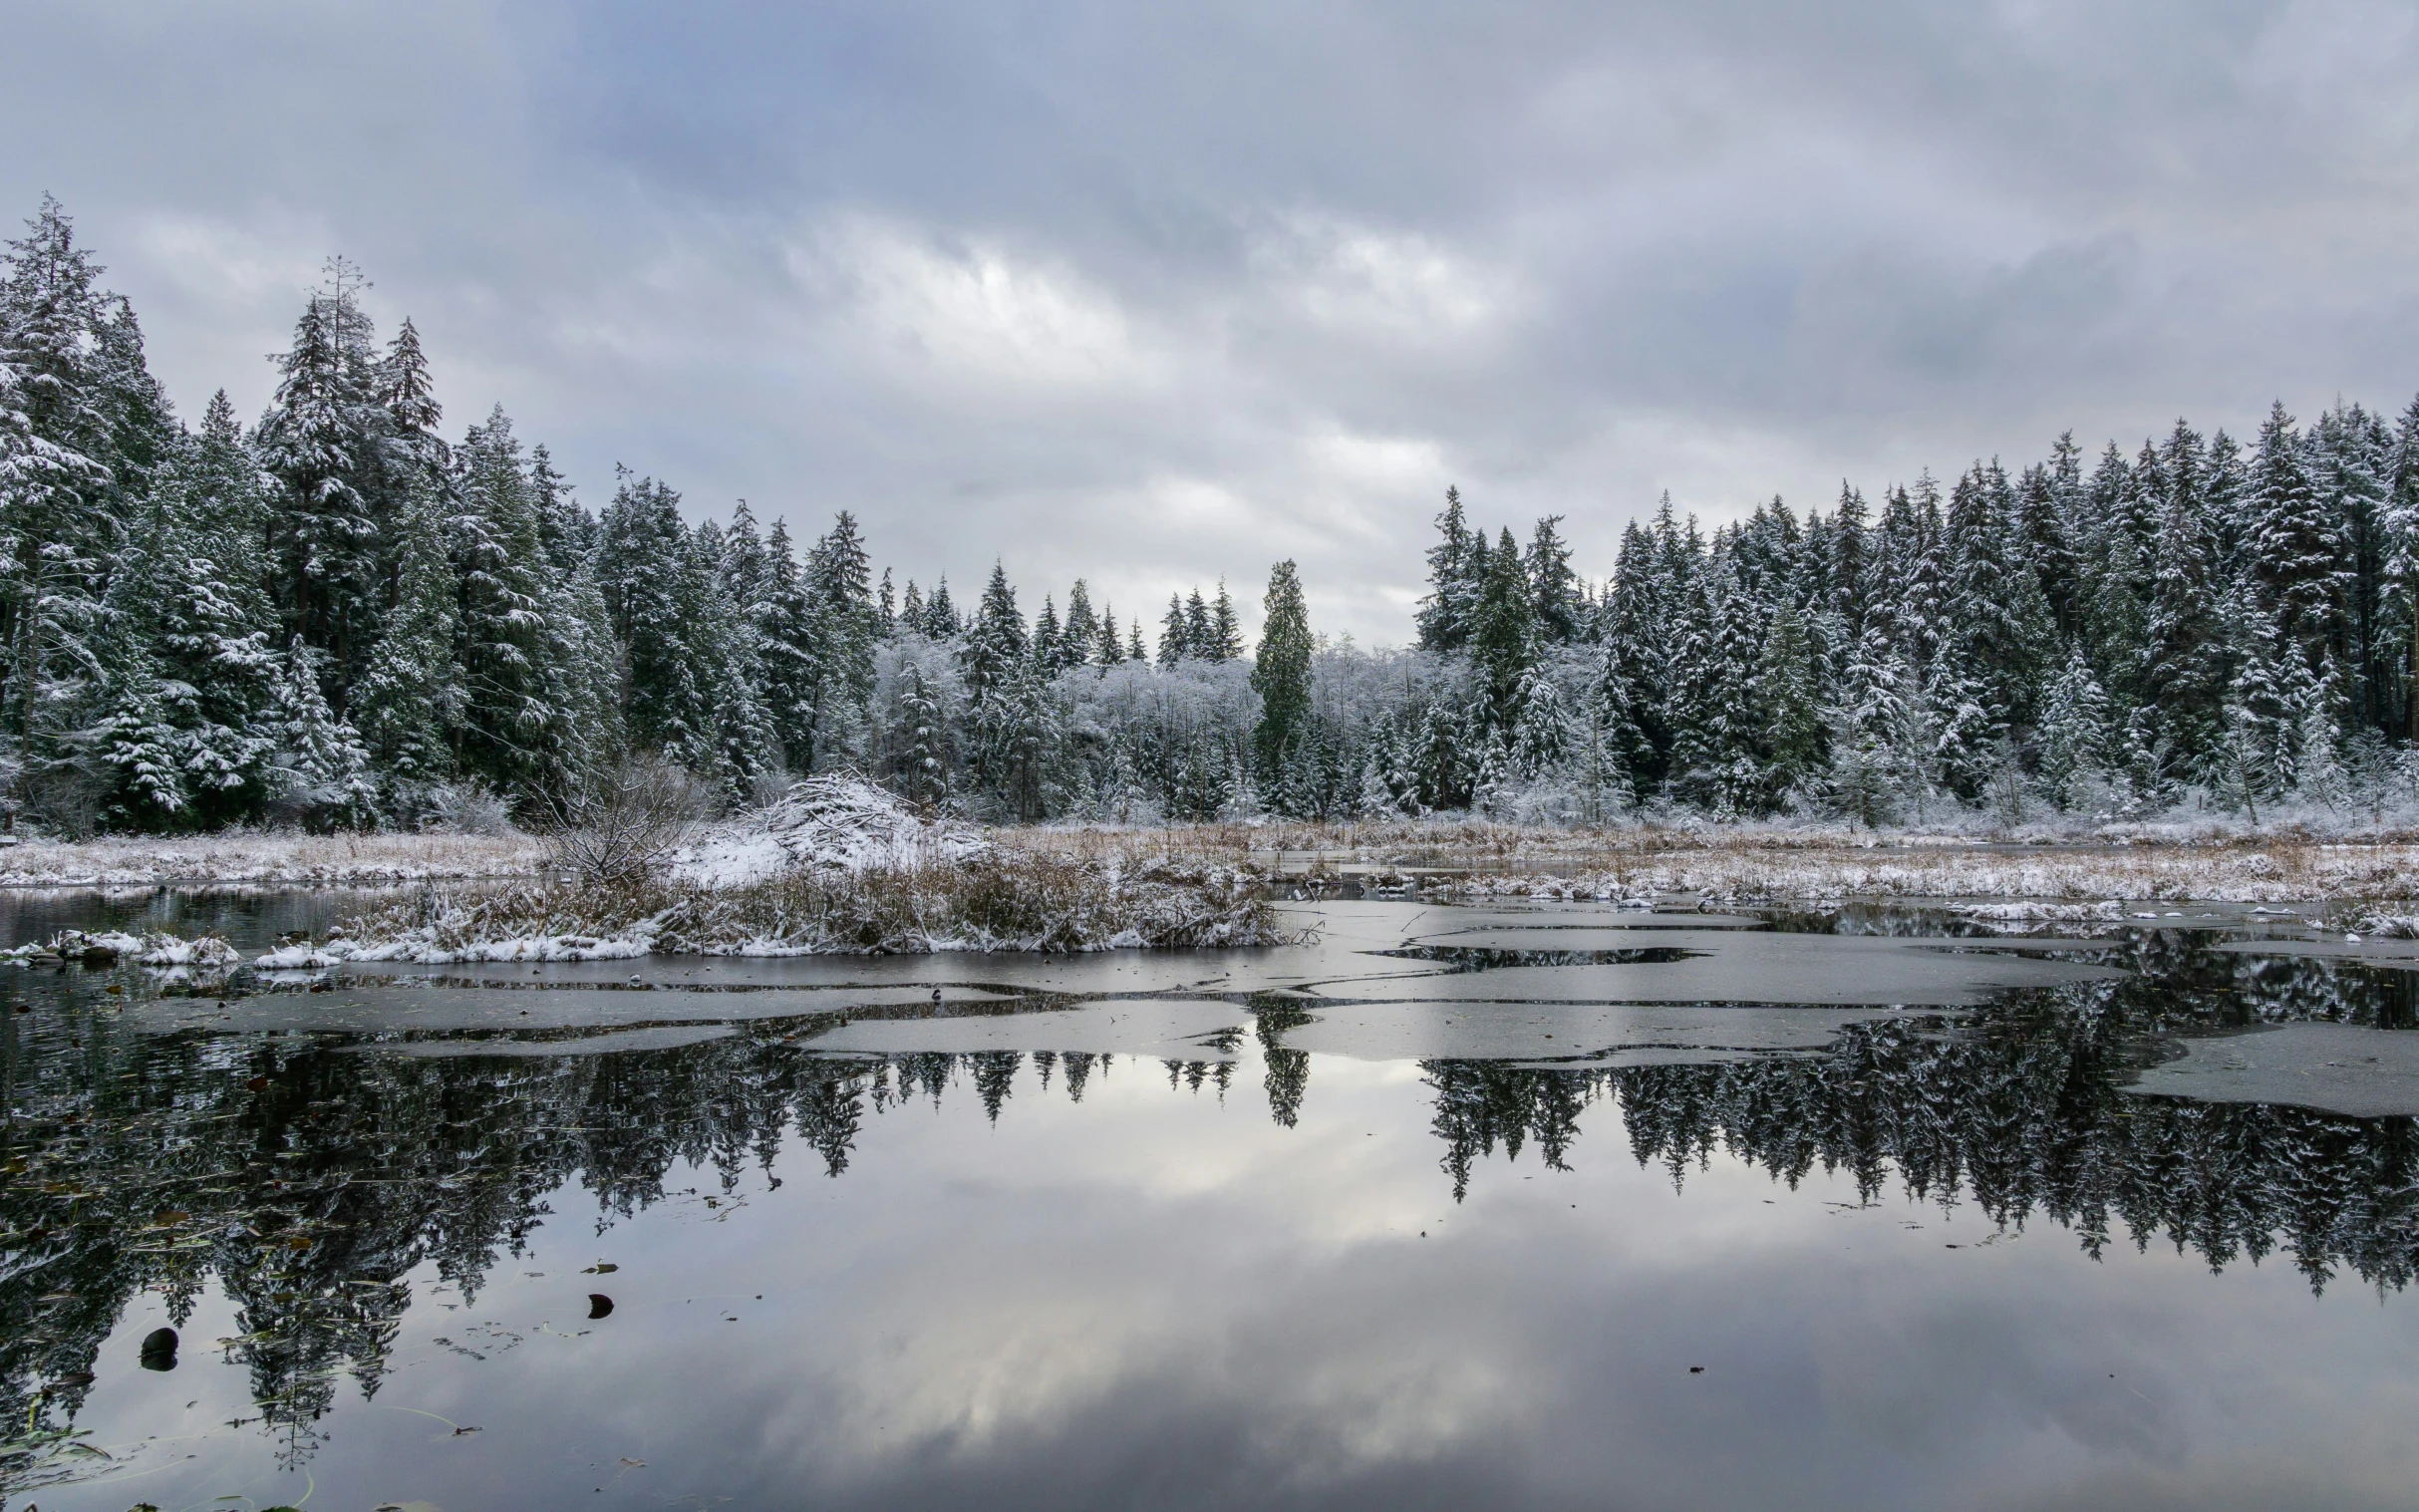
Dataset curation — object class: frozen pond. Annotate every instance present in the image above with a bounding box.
[8,890,2419,1509]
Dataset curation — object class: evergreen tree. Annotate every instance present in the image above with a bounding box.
[1935,461,2050,761]
[1525,514,1583,643]
[353,469,459,787]
[1251,560,1313,785]
[2219,595,2299,812]
[1158,593,1190,666]
[1470,526,1537,734]
[1416,486,1478,651]
[0,195,120,787]
[1032,595,1062,674]
[450,407,559,792]
[1754,598,1823,801]
[1184,589,1213,660]
[599,470,711,762]
[893,657,947,808]
[1061,580,1098,674]
[1207,580,1243,661]
[2141,483,2228,774]
[2250,402,2346,671]
[1827,621,1907,827]
[89,436,281,830]
[1667,558,1760,811]
[256,263,390,698]
[960,562,1028,710]
[2035,649,2111,810]
[2387,393,2419,739]
[263,636,377,830]
[757,519,819,768]
[694,520,777,788]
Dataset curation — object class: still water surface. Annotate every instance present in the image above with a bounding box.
[7,890,2419,1510]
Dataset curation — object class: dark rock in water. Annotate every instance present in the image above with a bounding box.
[588,1293,614,1319]
[141,1326,178,1368]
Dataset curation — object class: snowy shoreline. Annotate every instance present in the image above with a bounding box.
[0,831,546,889]
[0,821,2413,904]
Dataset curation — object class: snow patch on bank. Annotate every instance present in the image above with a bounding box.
[0,831,543,888]
[669,776,989,887]
[4,929,242,967]
[255,931,660,969]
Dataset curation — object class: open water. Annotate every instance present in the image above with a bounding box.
[7,889,2419,1510]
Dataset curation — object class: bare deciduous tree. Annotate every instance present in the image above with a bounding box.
[535,758,713,890]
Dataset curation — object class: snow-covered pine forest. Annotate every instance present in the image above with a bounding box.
[5,194,2418,837]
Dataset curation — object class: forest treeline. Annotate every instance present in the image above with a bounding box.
[4,194,2417,833]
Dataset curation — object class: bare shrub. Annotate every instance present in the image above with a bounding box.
[536,758,714,890]
[746,764,797,811]
[421,780,516,835]
[18,759,107,840]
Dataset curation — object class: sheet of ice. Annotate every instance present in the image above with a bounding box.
[798,1000,1250,1059]
[1413,928,2115,956]
[327,932,1437,996]
[2125,1022,2419,1118]
[1275,1002,1922,1061]
[131,984,1019,1035]
[1405,907,1769,932]
[1301,930,2125,1006]
[349,1024,739,1058]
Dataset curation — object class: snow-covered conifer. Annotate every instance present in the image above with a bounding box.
[1251,560,1313,784]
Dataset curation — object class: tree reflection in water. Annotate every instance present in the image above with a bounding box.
[5,924,2419,1487]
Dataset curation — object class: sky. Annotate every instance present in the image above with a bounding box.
[6,0,2417,646]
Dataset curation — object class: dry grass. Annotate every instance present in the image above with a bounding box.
[320,836,1281,960]
[1000,820,2419,904]
[0,829,546,888]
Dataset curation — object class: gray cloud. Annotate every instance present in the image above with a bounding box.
[7,0,2416,642]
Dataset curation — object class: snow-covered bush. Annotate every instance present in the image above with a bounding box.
[672,773,989,885]
[420,780,516,835]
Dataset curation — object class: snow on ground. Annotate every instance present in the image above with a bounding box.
[3,929,241,967]
[1422,841,2419,906]
[0,830,544,888]
[255,932,656,969]
[669,776,989,887]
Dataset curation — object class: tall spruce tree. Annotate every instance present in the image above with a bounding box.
[1526,515,1583,643]
[1207,580,1243,662]
[2250,402,2346,673]
[1252,560,1313,785]
[257,264,390,700]
[451,407,560,792]
[1157,593,1190,666]
[1416,486,1478,651]
[352,469,459,788]
[0,196,120,787]
[1470,527,1537,735]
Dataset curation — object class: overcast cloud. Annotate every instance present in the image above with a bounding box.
[6,0,2416,643]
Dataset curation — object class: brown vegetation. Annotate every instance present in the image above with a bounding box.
[327,838,1281,959]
